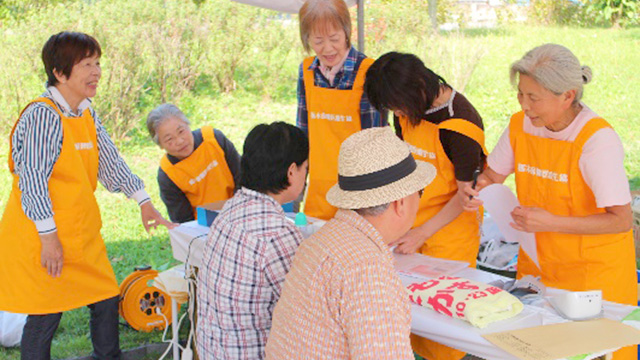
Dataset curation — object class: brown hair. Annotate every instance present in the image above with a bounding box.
[42,31,102,87]
[298,0,351,52]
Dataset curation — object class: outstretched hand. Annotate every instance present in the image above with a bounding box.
[140,201,177,233]
[390,226,431,254]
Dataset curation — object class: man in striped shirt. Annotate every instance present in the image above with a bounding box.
[266,127,436,360]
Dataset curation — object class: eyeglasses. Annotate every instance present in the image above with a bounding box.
[418,189,424,198]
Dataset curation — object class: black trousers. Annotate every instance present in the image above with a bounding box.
[20,295,122,360]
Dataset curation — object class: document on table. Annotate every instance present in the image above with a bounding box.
[393,252,469,280]
[483,318,640,360]
[479,184,539,268]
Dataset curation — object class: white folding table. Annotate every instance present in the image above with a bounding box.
[168,221,638,360]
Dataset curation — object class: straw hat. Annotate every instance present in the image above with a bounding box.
[326,127,436,209]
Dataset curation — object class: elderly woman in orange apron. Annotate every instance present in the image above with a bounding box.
[146,104,240,223]
[297,0,386,220]
[364,51,487,360]
[0,32,173,360]
[464,43,636,360]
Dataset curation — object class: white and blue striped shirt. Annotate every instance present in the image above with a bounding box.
[11,87,150,234]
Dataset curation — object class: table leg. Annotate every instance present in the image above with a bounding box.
[172,298,180,360]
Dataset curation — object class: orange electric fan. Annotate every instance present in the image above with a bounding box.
[119,266,172,332]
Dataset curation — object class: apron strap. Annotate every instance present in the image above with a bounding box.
[159,154,173,174]
[302,56,316,96]
[573,117,611,149]
[201,125,215,143]
[8,97,64,172]
[439,118,488,155]
[352,57,374,90]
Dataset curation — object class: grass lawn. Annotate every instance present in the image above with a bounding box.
[0,24,639,359]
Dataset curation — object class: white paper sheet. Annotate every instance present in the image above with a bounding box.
[478,184,539,268]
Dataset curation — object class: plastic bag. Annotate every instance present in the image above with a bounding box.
[478,214,519,271]
[0,311,27,347]
[490,275,547,305]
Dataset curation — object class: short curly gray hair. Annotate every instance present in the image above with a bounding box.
[510,43,592,104]
[146,103,190,145]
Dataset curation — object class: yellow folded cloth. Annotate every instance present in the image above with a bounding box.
[407,276,523,328]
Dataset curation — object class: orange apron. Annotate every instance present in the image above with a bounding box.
[160,126,235,218]
[511,111,636,360]
[400,116,487,360]
[302,56,372,220]
[0,97,119,314]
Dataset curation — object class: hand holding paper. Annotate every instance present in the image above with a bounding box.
[478,184,540,269]
[510,206,558,233]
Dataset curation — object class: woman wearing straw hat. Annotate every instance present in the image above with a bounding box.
[464,44,636,359]
[364,52,487,360]
[267,127,436,360]
[0,31,173,359]
[296,0,386,221]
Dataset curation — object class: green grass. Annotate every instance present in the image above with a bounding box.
[0,24,639,359]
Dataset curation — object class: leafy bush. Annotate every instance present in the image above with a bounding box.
[528,0,638,27]
[528,0,593,26]
[0,0,303,139]
[587,0,639,27]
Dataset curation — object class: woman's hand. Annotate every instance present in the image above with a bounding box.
[40,232,64,278]
[510,206,557,233]
[390,225,433,254]
[460,173,490,211]
[140,201,177,232]
[461,167,508,212]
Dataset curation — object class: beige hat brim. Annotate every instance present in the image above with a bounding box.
[326,161,437,210]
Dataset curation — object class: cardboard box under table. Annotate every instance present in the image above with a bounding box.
[169,222,640,360]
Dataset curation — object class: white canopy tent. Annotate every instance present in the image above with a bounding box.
[231,0,366,52]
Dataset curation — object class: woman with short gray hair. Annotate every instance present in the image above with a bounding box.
[464,44,636,359]
[146,103,241,223]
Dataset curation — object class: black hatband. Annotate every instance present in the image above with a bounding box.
[338,154,416,191]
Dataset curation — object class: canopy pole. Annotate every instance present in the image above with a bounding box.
[357,0,364,53]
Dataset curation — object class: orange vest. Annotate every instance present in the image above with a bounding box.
[401,116,487,360]
[302,56,372,220]
[511,112,636,360]
[159,126,235,218]
[511,111,636,302]
[0,98,119,314]
[399,116,487,265]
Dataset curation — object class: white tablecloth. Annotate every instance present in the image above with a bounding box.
[169,221,638,360]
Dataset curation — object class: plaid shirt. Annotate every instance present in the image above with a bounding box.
[265,210,413,360]
[196,188,303,360]
[296,46,387,134]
